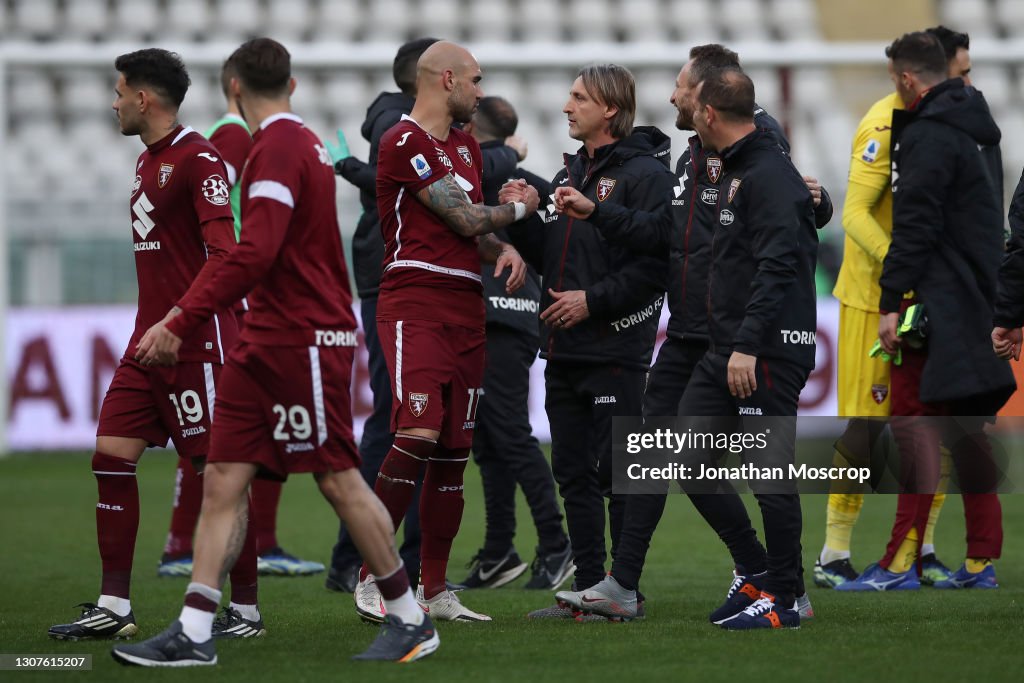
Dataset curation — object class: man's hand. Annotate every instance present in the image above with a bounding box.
[325,129,351,165]
[803,175,822,207]
[540,288,590,330]
[727,351,757,399]
[553,186,595,220]
[992,326,1022,360]
[878,311,901,354]
[135,308,184,367]
[495,246,527,294]
[505,134,528,161]
[498,179,541,217]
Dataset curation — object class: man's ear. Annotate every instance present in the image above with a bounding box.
[603,105,618,122]
[288,77,296,96]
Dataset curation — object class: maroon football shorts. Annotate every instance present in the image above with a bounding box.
[97,357,219,458]
[377,319,486,449]
[207,341,360,480]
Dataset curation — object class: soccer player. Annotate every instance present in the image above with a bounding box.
[48,48,238,641]
[324,37,440,593]
[353,40,537,623]
[839,31,1010,593]
[111,38,436,665]
[821,26,971,589]
[160,57,324,586]
[456,96,573,590]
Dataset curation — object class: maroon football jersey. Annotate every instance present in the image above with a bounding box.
[207,116,252,187]
[376,116,485,329]
[128,125,237,363]
[168,113,358,347]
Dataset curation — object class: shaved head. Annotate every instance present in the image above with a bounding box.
[414,40,483,124]
[417,41,478,83]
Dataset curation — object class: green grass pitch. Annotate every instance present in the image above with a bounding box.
[1,450,1022,682]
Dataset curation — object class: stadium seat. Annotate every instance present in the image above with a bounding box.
[12,0,59,39]
[620,0,670,44]
[112,0,163,40]
[178,72,216,122]
[670,0,720,43]
[566,0,615,42]
[312,0,364,42]
[999,111,1024,179]
[995,0,1024,35]
[480,72,524,113]
[8,69,55,119]
[769,0,821,40]
[635,69,678,113]
[363,0,412,42]
[164,0,213,41]
[791,67,836,109]
[214,0,266,40]
[323,73,369,116]
[938,0,996,39]
[265,0,315,42]
[468,0,514,42]
[719,0,771,42]
[972,66,1012,111]
[59,70,110,114]
[415,0,463,42]
[289,70,322,118]
[62,0,109,41]
[520,0,564,42]
[745,67,783,114]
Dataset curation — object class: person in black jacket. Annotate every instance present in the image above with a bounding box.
[501,64,671,618]
[845,31,1012,591]
[324,37,439,593]
[454,97,573,591]
[553,45,826,623]
[994,172,1024,354]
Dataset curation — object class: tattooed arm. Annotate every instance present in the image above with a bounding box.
[416,174,539,237]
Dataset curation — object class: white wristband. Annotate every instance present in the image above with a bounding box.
[510,201,527,221]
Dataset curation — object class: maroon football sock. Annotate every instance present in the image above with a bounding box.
[251,478,283,555]
[376,562,412,600]
[419,450,468,599]
[93,452,140,599]
[359,434,433,581]
[163,457,203,557]
[229,493,259,605]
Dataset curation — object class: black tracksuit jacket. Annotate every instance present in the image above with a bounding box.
[514,126,673,370]
[586,106,831,345]
[706,128,818,369]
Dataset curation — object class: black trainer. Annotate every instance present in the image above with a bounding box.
[524,543,575,590]
[325,564,360,593]
[111,620,217,667]
[211,606,266,639]
[49,603,138,641]
[455,549,528,589]
[352,614,440,663]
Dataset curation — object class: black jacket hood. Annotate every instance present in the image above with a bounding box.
[361,91,415,142]
[914,79,1001,147]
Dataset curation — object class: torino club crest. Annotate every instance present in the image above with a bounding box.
[456,145,473,167]
[408,392,429,417]
[158,163,174,188]
[706,157,722,183]
[597,177,617,202]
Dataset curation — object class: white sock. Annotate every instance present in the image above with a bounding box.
[179,606,215,643]
[97,595,131,617]
[819,546,851,565]
[384,589,424,626]
[921,544,935,557]
[229,602,261,621]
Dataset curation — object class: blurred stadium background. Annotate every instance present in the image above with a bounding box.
[5,0,1024,450]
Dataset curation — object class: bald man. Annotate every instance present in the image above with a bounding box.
[353,41,540,623]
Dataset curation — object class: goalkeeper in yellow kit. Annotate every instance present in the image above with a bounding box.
[815,26,972,589]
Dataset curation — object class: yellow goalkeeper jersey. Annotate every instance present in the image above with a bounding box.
[833,91,905,312]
